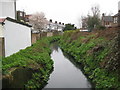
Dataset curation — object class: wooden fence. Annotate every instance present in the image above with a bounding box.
[32,31,63,44]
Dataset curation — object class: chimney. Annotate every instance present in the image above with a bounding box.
[49,19,52,22]
[55,21,57,23]
[102,13,105,17]
[59,22,61,24]
[62,23,64,25]
[119,10,120,13]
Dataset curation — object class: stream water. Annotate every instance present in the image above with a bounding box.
[44,43,92,88]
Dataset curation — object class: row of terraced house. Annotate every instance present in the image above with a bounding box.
[0,0,65,57]
[17,11,65,32]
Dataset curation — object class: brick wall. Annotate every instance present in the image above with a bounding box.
[32,31,63,44]
[31,33,39,44]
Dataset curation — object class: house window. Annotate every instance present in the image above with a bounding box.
[105,22,109,25]
[116,17,117,23]
[114,17,117,23]
[20,12,23,16]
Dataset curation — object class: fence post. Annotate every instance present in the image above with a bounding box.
[0,37,5,57]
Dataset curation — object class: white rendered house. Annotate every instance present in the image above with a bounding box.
[0,17,32,57]
[0,0,32,57]
[47,21,65,32]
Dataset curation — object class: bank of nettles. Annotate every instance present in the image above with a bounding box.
[2,37,60,88]
[59,29,120,89]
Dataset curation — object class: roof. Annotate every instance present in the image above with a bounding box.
[25,15,32,18]
[0,17,32,27]
[6,17,32,27]
[49,22,65,27]
[0,18,5,25]
[0,18,5,23]
[114,13,118,17]
[103,16,113,22]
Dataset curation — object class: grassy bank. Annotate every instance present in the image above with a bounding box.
[2,37,58,88]
[59,29,120,89]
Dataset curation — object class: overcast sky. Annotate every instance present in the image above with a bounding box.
[16,0,120,28]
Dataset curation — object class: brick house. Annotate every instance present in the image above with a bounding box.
[17,10,26,22]
[101,13,114,28]
[112,13,118,27]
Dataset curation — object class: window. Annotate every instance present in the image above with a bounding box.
[114,17,117,23]
[20,12,23,16]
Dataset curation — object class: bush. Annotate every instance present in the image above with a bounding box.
[2,37,56,88]
[59,30,120,89]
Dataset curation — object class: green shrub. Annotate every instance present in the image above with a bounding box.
[2,36,59,88]
[59,31,120,89]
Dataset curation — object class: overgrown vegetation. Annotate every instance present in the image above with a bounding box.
[59,29,120,89]
[64,23,77,31]
[81,5,106,31]
[2,29,120,89]
[2,36,60,88]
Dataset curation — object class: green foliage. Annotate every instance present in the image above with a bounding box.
[87,16,101,31]
[64,23,76,31]
[97,25,106,30]
[2,36,60,88]
[59,31,120,89]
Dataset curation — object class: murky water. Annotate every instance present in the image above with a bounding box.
[44,43,92,88]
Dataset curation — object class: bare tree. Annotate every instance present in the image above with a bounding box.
[29,12,48,32]
[91,5,100,18]
[108,12,113,16]
[80,5,101,31]
[81,16,88,29]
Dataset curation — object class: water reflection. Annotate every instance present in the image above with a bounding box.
[44,43,92,88]
[50,43,59,52]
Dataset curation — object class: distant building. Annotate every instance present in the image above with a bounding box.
[25,14,32,22]
[17,10,26,22]
[101,1,120,28]
[46,19,65,32]
[17,11,32,23]
[101,13,113,28]
[113,13,118,27]
[19,14,65,32]
[101,11,120,28]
